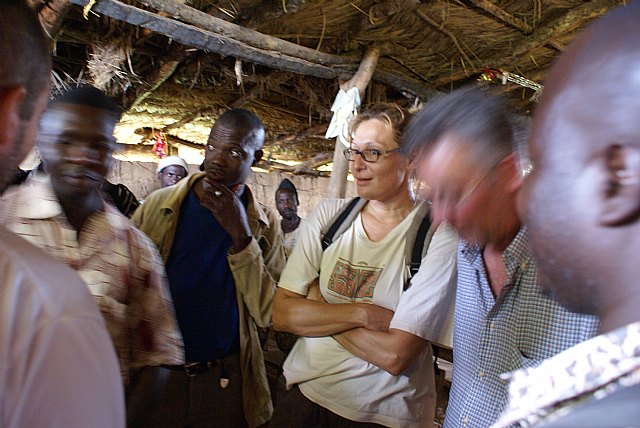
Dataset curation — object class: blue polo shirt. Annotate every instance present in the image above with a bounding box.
[165,188,245,362]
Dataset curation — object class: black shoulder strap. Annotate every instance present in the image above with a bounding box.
[408,215,432,282]
[321,197,363,250]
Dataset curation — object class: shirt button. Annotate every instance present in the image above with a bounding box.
[462,416,469,425]
[490,321,495,329]
[478,370,485,377]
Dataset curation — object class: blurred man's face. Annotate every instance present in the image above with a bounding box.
[276,189,298,220]
[416,134,504,245]
[38,103,116,198]
[517,56,632,314]
[0,88,48,194]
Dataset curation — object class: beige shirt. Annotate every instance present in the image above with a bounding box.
[132,173,286,428]
[282,218,304,258]
[0,176,184,382]
[0,225,125,428]
[280,199,458,427]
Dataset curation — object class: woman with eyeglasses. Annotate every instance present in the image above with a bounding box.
[271,104,458,428]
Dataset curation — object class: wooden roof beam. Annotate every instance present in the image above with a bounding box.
[293,152,333,173]
[67,0,438,100]
[417,9,475,68]
[230,70,294,108]
[432,0,626,87]
[465,0,534,34]
[265,124,329,147]
[31,0,72,41]
[135,127,203,150]
[135,0,357,66]
[129,44,186,109]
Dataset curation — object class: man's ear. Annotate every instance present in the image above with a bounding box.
[0,86,26,156]
[497,153,522,193]
[600,144,640,226]
[252,149,263,165]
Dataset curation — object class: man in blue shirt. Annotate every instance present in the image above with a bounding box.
[403,87,600,427]
[133,109,286,427]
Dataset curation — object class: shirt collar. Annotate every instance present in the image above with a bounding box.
[16,174,64,220]
[460,227,531,272]
[503,227,533,281]
[16,174,128,232]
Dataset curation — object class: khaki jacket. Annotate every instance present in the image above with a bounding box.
[132,173,285,427]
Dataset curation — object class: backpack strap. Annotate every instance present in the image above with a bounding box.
[321,197,366,250]
[403,202,435,291]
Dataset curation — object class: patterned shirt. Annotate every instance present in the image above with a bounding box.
[0,175,184,382]
[493,322,640,427]
[443,228,599,428]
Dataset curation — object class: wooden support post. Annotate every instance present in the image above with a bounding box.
[327,46,380,199]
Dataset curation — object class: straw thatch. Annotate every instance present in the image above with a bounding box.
[31,0,626,173]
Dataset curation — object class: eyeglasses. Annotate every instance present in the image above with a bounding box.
[423,170,491,210]
[343,147,401,163]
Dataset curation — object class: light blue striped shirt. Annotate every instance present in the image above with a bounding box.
[443,228,599,428]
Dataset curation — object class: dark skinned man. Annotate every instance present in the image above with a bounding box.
[494,3,640,427]
[275,178,304,258]
[133,108,286,428]
[0,10,124,423]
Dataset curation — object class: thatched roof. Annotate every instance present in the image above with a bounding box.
[31,0,625,175]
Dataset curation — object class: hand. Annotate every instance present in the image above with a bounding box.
[200,179,252,251]
[358,303,394,332]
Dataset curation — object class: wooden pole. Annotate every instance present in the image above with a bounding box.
[327,46,380,199]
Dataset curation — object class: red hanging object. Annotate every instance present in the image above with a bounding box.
[152,133,167,159]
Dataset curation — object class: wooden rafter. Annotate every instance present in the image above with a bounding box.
[161,106,223,133]
[230,70,294,108]
[265,124,329,147]
[67,0,438,100]
[134,0,357,66]
[293,152,333,173]
[135,128,203,150]
[465,0,534,34]
[432,0,626,88]
[31,0,72,40]
[129,44,186,109]
[416,9,476,68]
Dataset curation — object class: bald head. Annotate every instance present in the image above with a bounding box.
[522,2,640,328]
[536,2,640,156]
[212,108,265,152]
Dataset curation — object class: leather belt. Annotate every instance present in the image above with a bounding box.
[163,361,219,377]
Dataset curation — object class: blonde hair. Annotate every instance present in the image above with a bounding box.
[348,103,411,148]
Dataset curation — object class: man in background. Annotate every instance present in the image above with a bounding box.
[157,154,188,188]
[133,108,285,427]
[0,1,124,426]
[403,86,599,428]
[275,178,304,258]
[494,3,640,426]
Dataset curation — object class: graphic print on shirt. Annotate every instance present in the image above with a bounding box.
[327,257,382,302]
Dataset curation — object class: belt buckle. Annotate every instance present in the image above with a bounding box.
[184,362,208,377]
